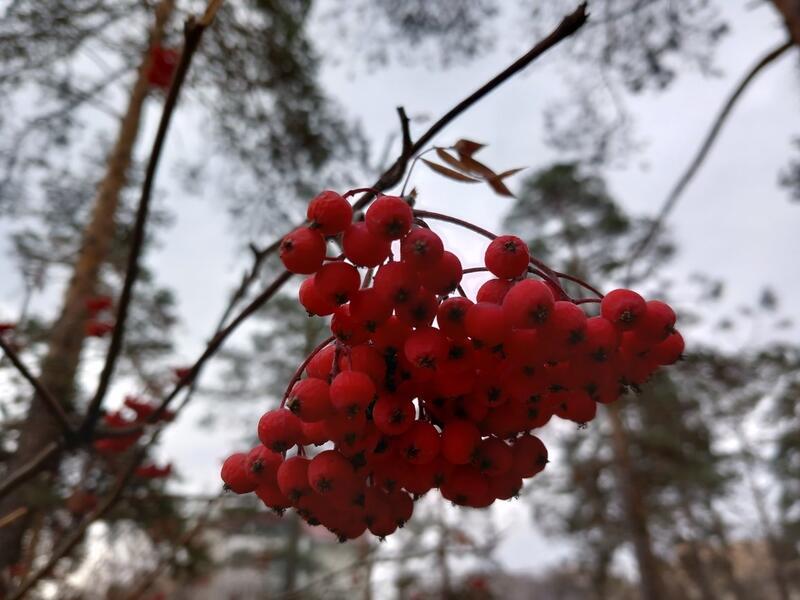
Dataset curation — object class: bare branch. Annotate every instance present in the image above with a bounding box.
[0,337,75,438]
[626,38,793,279]
[0,442,61,500]
[80,1,226,437]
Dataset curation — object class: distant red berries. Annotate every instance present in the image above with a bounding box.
[226,188,683,541]
[147,45,179,89]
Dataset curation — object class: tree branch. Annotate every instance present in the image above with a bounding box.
[80,1,224,437]
[0,442,61,499]
[626,38,793,278]
[0,337,75,438]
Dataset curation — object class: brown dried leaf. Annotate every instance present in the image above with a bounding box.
[454,139,485,159]
[421,159,481,183]
[496,167,526,180]
[435,148,470,173]
[458,154,496,179]
[486,175,515,197]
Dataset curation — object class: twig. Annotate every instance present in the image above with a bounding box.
[626,38,793,279]
[0,442,61,500]
[80,3,223,437]
[0,337,75,438]
[0,507,29,529]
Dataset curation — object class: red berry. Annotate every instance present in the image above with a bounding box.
[277,456,312,501]
[299,277,337,316]
[342,222,392,267]
[349,288,393,333]
[510,434,548,478]
[488,472,522,500]
[301,420,330,445]
[395,287,439,328]
[365,195,413,240]
[584,316,621,363]
[476,278,515,304]
[372,396,416,435]
[331,305,370,346]
[245,445,283,486]
[307,190,352,235]
[502,279,555,329]
[373,261,419,306]
[419,251,463,295]
[397,421,441,465]
[221,453,257,494]
[543,301,588,356]
[601,289,646,330]
[340,343,387,387]
[651,331,684,365]
[258,409,302,452]
[400,227,444,268]
[441,420,481,465]
[436,297,474,339]
[286,378,331,422]
[307,449,357,503]
[465,302,510,348]
[280,227,326,274]
[440,465,488,507]
[255,481,292,511]
[314,262,361,305]
[330,371,376,416]
[635,300,676,343]
[306,344,335,380]
[484,235,530,279]
[472,437,513,476]
[404,327,448,370]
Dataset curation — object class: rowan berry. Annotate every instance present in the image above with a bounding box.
[308,450,357,503]
[342,222,392,267]
[400,227,445,268]
[365,195,413,240]
[299,276,337,316]
[314,262,361,305]
[477,278,515,304]
[373,261,419,306]
[221,453,258,494]
[484,235,530,279]
[307,190,353,235]
[397,421,441,465]
[510,434,548,478]
[286,378,331,422]
[258,409,302,452]
[441,420,481,465]
[277,456,312,501]
[330,371,376,415]
[419,251,463,295]
[280,227,326,274]
[373,396,416,435]
[502,279,555,329]
[601,289,647,330]
[465,302,510,347]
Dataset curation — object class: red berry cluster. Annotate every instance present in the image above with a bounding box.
[146,45,179,90]
[222,190,684,542]
[85,295,115,338]
[94,395,174,453]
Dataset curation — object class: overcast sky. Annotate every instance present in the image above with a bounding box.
[1,0,799,577]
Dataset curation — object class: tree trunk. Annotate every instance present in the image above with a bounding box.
[0,0,174,579]
[607,403,664,600]
[676,498,717,600]
[706,503,749,600]
[281,512,301,593]
[770,0,800,45]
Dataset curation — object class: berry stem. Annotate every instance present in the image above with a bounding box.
[280,335,335,407]
[554,271,604,298]
[413,210,572,298]
[573,298,601,305]
[344,187,383,199]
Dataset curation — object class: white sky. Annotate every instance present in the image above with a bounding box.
[1,0,799,579]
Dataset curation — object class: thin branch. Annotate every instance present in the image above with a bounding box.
[397,106,412,154]
[0,442,62,501]
[80,2,223,437]
[0,337,75,437]
[626,38,793,278]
